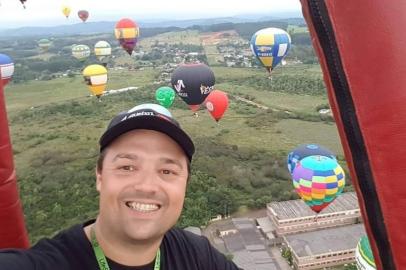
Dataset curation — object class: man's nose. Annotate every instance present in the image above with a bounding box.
[130,168,160,193]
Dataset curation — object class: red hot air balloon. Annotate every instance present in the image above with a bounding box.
[189,105,200,112]
[78,10,89,22]
[115,18,139,55]
[205,90,229,122]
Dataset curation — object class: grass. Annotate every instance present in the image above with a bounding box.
[204,45,223,66]
[4,68,160,113]
[138,30,201,49]
[287,25,309,34]
[217,82,327,113]
[274,119,344,156]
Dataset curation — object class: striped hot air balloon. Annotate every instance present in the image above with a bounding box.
[115,18,139,55]
[94,41,111,66]
[72,45,91,61]
[82,64,108,98]
[250,28,291,74]
[292,155,345,213]
[0,54,14,86]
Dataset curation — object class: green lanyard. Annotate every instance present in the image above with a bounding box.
[90,226,161,270]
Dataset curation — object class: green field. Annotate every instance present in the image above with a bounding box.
[4,68,160,113]
[204,45,222,66]
[139,30,201,49]
[287,24,309,34]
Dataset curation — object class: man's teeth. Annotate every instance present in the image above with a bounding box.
[126,202,159,212]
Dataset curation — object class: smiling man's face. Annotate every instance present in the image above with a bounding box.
[96,129,189,243]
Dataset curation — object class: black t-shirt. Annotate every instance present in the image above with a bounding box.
[0,220,240,270]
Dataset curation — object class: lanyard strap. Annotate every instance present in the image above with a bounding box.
[90,225,161,270]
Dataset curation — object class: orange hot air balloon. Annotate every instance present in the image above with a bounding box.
[205,90,229,122]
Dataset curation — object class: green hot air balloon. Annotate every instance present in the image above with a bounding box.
[38,39,52,52]
[155,87,175,108]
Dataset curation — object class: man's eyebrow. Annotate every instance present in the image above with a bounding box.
[112,153,138,162]
[159,157,184,169]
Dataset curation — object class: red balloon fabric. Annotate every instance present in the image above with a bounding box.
[0,77,29,248]
[188,104,200,112]
[205,90,229,122]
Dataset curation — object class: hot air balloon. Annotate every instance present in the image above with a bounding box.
[82,65,108,98]
[19,0,26,8]
[94,41,111,67]
[205,90,229,122]
[292,155,345,213]
[61,5,71,18]
[72,45,91,61]
[78,10,89,22]
[115,18,139,55]
[188,105,200,112]
[0,54,14,87]
[38,39,52,52]
[250,28,291,74]
[155,86,175,108]
[356,236,376,270]
[287,144,336,174]
[171,63,215,106]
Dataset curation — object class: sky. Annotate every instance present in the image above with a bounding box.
[0,0,302,28]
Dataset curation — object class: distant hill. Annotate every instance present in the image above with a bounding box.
[0,15,305,38]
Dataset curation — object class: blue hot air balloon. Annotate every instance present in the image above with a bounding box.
[250,28,291,73]
[287,144,336,174]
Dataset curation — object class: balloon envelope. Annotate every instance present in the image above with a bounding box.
[94,41,111,65]
[82,65,108,97]
[188,105,200,112]
[287,144,336,174]
[115,18,139,55]
[250,28,291,73]
[38,39,52,52]
[171,63,215,106]
[205,90,229,122]
[61,5,71,18]
[0,54,14,86]
[356,236,376,270]
[292,155,345,213]
[19,0,26,8]
[155,87,175,108]
[78,10,89,22]
[72,45,91,61]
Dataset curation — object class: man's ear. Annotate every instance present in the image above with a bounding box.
[96,168,102,192]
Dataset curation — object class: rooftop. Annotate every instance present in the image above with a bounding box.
[268,192,359,220]
[257,216,274,234]
[221,218,279,270]
[285,223,366,257]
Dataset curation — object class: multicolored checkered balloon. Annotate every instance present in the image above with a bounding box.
[292,155,345,213]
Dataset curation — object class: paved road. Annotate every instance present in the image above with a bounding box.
[270,246,292,270]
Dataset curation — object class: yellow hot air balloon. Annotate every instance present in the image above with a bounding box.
[62,5,71,18]
[82,65,108,98]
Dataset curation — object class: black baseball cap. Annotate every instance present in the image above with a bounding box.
[99,103,195,161]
